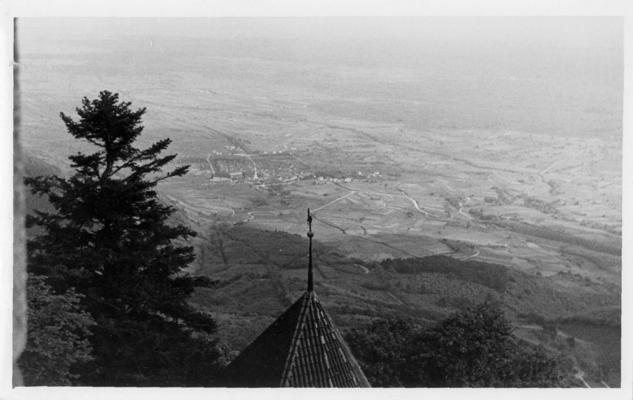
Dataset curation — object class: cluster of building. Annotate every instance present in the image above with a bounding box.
[206,150,384,188]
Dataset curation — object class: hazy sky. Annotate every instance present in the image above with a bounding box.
[19,17,622,49]
[16,16,623,140]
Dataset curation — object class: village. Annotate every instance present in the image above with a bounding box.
[204,147,384,189]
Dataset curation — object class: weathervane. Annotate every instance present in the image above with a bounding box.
[307,209,314,292]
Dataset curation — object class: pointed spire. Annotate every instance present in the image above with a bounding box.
[307,209,314,292]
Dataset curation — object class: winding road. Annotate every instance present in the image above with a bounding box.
[464,248,480,260]
[235,152,259,180]
[539,160,558,175]
[354,264,370,274]
[457,200,473,220]
[397,188,432,216]
[164,194,235,217]
[205,154,216,175]
[312,190,357,212]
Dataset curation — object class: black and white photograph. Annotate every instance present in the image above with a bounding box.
[3,1,631,398]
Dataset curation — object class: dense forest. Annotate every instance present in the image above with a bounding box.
[345,303,561,387]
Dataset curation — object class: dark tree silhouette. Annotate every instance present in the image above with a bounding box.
[25,91,220,386]
[344,318,422,387]
[407,302,560,387]
[347,302,561,387]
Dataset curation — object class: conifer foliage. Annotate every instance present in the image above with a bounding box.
[18,275,95,385]
[346,302,561,387]
[25,91,220,385]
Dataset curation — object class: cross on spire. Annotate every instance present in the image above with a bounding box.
[307,209,314,292]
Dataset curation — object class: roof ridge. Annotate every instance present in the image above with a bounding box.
[324,306,371,387]
[280,292,313,385]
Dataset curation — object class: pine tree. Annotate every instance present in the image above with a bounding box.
[25,91,220,386]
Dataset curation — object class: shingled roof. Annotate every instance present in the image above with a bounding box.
[221,210,370,387]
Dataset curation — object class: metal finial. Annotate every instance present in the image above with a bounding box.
[307,209,314,291]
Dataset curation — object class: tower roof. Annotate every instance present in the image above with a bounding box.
[222,291,370,387]
[221,209,370,387]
